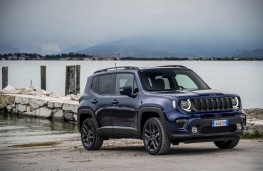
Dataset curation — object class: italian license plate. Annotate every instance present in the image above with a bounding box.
[212,120,229,127]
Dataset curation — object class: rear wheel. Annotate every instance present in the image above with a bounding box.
[214,137,240,149]
[143,117,171,155]
[81,118,103,150]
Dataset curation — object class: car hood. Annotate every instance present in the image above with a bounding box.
[149,89,237,99]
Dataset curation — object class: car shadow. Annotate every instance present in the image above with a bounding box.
[100,145,244,156]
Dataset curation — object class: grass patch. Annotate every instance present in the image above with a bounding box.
[241,130,263,139]
[11,141,59,148]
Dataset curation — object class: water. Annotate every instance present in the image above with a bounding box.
[0,60,262,108]
[0,113,79,149]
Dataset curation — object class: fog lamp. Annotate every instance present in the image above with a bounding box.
[236,123,242,131]
[192,126,198,134]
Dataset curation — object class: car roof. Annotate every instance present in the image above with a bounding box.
[93,65,188,74]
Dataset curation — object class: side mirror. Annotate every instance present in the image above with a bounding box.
[119,86,132,96]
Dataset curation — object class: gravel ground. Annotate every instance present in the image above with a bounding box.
[0,139,262,171]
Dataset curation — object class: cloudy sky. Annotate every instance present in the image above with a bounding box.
[0,0,262,54]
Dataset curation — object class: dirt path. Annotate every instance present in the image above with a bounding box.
[0,139,262,171]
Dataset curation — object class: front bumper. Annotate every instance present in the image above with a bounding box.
[167,115,245,143]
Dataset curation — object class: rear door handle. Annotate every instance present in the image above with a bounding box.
[91,99,98,104]
[111,99,118,105]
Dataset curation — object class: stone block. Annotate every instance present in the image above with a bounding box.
[47,101,54,108]
[17,104,27,112]
[53,110,64,120]
[64,112,75,121]
[15,96,29,104]
[54,102,63,108]
[29,98,47,110]
[62,104,75,112]
[0,95,15,109]
[35,107,53,118]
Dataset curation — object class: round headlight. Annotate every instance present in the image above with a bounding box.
[181,99,191,112]
[232,97,239,109]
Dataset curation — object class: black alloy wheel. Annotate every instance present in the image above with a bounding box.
[143,117,171,155]
[81,118,103,150]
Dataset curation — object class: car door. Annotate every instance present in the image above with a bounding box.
[110,73,139,137]
[92,73,115,136]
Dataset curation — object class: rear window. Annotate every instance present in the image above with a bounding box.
[97,74,115,94]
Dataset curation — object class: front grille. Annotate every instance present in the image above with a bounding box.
[200,125,236,134]
[190,97,233,112]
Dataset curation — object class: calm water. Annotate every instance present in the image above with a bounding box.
[0,60,262,108]
[0,112,78,148]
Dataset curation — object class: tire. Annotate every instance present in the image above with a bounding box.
[143,117,171,155]
[81,118,103,150]
[214,137,240,149]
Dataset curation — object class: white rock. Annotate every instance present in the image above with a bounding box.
[3,85,16,91]
[64,112,75,121]
[54,102,63,108]
[17,104,27,112]
[62,104,75,111]
[15,96,29,105]
[7,105,12,110]
[74,104,79,113]
[73,113,77,121]
[26,106,31,112]
[47,101,54,108]
[29,98,47,110]
[53,110,64,119]
[35,107,53,118]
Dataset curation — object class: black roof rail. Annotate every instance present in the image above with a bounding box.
[94,66,139,74]
[157,65,188,69]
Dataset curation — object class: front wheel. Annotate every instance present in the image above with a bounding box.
[214,137,240,149]
[81,118,103,150]
[143,117,171,155]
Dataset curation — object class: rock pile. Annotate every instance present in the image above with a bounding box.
[0,86,79,121]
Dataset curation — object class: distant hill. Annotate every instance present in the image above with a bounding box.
[77,36,242,57]
[234,49,263,58]
[0,43,20,54]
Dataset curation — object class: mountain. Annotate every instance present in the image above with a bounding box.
[234,49,263,58]
[0,43,20,54]
[77,36,242,57]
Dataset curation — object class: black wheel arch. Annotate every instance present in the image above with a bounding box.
[138,106,169,138]
[77,108,98,132]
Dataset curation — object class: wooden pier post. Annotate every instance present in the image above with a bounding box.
[2,66,8,89]
[65,65,80,95]
[65,66,70,96]
[76,65,80,94]
[69,65,76,95]
[40,66,46,90]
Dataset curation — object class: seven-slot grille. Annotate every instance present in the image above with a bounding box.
[190,97,233,112]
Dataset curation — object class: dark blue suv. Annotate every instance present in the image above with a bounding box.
[77,65,246,155]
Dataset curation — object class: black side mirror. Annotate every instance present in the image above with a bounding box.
[119,86,132,96]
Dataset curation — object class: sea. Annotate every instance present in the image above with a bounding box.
[0,60,262,108]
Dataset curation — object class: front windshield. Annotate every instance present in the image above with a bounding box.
[139,69,209,91]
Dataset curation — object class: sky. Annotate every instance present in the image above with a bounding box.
[0,0,263,54]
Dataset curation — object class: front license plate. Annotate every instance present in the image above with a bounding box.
[212,120,229,127]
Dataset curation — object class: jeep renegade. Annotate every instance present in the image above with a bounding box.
[77,65,246,155]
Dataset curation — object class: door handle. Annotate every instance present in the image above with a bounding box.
[91,99,98,104]
[111,99,118,105]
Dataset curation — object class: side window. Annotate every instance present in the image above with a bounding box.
[115,73,137,94]
[90,76,98,92]
[175,74,198,90]
[97,74,115,95]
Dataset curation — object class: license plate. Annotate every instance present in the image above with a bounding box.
[212,120,229,127]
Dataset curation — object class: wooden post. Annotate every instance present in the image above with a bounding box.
[69,65,76,95]
[2,66,8,89]
[76,65,80,94]
[65,66,70,96]
[40,66,46,90]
